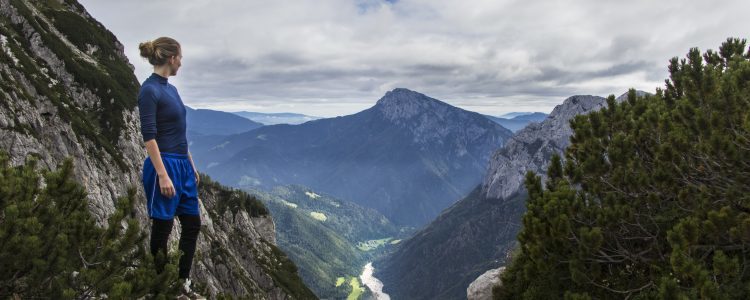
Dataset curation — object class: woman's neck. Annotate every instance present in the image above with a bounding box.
[153,66,171,78]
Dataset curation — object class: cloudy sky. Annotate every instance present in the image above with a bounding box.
[79,0,749,118]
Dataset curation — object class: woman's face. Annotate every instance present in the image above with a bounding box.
[169,50,182,76]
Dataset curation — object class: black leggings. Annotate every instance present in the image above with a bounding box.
[150,215,201,279]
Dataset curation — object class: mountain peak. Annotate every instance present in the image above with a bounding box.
[551,95,607,118]
[374,88,453,121]
[388,87,422,95]
[615,89,651,102]
[376,88,434,105]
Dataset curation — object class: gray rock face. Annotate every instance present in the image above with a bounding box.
[481,95,608,200]
[0,0,137,226]
[0,1,312,298]
[375,88,512,153]
[192,183,301,298]
[467,267,505,300]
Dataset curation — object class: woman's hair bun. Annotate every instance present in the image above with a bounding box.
[139,40,155,59]
[138,37,180,66]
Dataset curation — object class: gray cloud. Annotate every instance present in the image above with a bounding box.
[79,0,750,117]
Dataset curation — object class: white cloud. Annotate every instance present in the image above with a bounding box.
[80,0,750,117]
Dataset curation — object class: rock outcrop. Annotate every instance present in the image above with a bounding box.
[467,267,505,300]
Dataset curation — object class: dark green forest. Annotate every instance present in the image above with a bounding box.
[496,38,750,299]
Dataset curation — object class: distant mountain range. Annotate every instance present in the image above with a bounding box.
[232,111,323,125]
[484,112,548,132]
[185,106,264,136]
[191,88,514,226]
[498,112,536,118]
[375,91,648,300]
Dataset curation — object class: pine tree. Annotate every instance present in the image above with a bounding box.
[496,38,750,299]
[0,151,181,299]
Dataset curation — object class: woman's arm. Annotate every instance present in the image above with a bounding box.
[139,85,176,198]
[145,139,176,198]
[188,151,199,185]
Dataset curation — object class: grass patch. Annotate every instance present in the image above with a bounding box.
[347,277,364,300]
[335,277,346,287]
[281,199,298,208]
[310,211,327,221]
[356,238,393,251]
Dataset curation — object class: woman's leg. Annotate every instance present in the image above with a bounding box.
[177,214,201,279]
[150,217,174,274]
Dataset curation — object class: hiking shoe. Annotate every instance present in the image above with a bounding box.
[176,279,206,300]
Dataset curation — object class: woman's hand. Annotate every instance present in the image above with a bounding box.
[158,173,176,199]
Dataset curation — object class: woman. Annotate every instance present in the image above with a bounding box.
[137,37,203,299]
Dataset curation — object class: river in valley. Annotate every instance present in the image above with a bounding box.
[359,262,391,300]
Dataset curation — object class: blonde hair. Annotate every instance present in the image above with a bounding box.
[138,37,181,66]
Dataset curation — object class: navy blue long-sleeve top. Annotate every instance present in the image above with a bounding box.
[138,73,188,154]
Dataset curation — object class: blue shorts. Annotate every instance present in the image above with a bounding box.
[142,152,200,220]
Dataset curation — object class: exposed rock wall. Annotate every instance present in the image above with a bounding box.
[481,95,608,200]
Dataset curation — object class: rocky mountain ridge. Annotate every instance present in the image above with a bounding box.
[375,88,513,153]
[481,91,649,200]
[481,94,608,200]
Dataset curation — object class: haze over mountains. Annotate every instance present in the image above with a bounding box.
[185,106,264,136]
[189,88,513,226]
[232,111,323,125]
[485,112,548,132]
